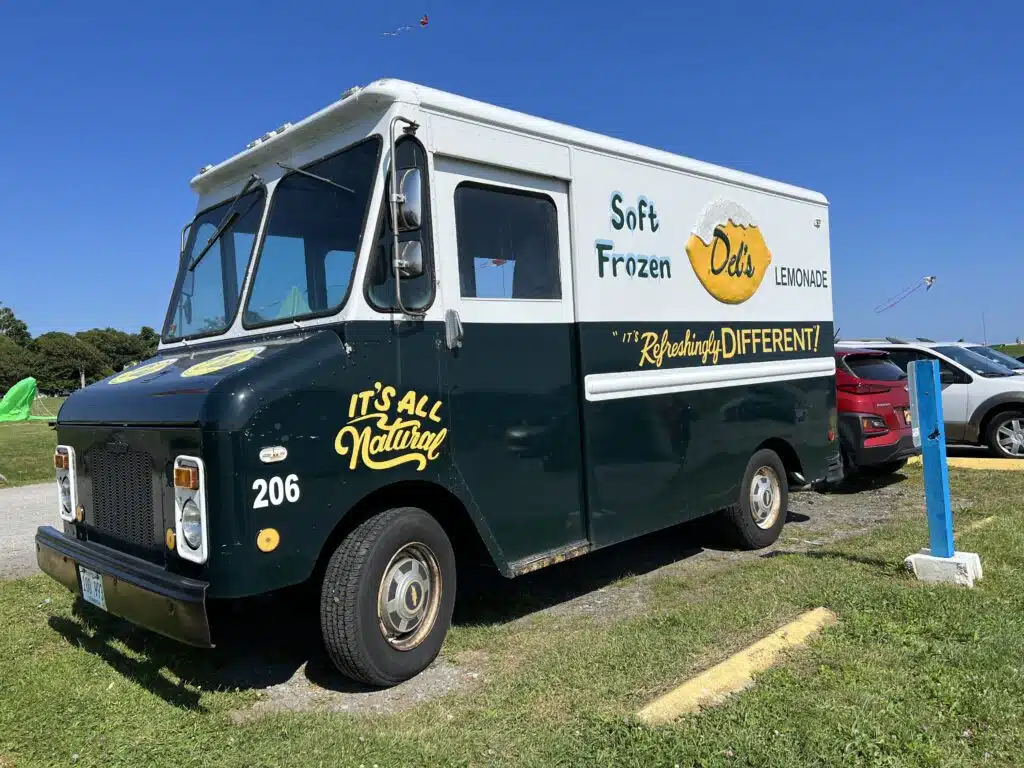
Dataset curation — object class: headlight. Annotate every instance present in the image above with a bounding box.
[54,445,77,522]
[59,476,71,511]
[173,456,208,564]
[180,499,202,550]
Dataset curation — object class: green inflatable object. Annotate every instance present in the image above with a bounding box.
[0,377,49,422]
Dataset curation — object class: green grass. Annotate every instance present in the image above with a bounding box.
[0,398,63,487]
[0,422,57,488]
[29,397,64,420]
[3,469,1024,766]
[993,344,1024,358]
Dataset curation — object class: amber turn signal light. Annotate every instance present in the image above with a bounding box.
[54,450,70,470]
[174,465,199,490]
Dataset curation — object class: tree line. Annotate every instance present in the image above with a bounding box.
[0,304,159,395]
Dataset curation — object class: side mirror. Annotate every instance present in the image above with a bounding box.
[396,168,422,230]
[180,222,192,259]
[939,370,955,385]
[395,240,424,279]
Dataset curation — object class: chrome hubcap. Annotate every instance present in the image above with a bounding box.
[750,466,782,529]
[377,542,441,651]
[996,419,1024,457]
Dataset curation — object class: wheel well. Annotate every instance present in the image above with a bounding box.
[978,403,1024,444]
[311,481,496,586]
[758,438,803,480]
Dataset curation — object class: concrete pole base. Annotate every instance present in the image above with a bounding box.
[904,549,983,587]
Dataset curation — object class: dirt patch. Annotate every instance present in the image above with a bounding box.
[229,652,487,723]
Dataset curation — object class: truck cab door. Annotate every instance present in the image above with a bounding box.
[432,157,587,566]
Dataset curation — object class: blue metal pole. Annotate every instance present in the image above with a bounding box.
[910,359,955,558]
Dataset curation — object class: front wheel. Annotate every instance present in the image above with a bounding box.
[723,449,789,549]
[320,507,456,687]
[986,411,1024,459]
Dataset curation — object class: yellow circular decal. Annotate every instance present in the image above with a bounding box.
[685,199,772,305]
[257,528,280,553]
[108,358,178,385]
[180,346,265,378]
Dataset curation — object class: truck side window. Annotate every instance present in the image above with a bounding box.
[454,184,561,300]
[243,137,380,328]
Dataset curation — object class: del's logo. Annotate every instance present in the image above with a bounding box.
[685,200,772,304]
[335,383,448,471]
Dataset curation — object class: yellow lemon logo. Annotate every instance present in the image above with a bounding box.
[685,200,772,304]
[109,358,178,385]
[180,346,265,378]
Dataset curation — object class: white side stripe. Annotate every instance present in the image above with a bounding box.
[584,357,836,402]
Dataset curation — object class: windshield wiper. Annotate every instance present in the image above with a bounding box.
[276,162,354,194]
[188,174,262,272]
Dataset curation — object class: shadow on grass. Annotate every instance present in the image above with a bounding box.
[46,505,816,708]
[761,548,897,572]
[822,471,908,496]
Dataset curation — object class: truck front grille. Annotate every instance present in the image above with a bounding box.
[88,446,156,550]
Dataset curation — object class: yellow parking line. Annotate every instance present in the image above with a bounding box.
[907,456,1024,471]
[636,607,837,726]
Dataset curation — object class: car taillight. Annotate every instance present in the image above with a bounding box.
[837,382,892,395]
[861,415,889,435]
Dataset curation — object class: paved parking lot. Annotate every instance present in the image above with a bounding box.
[0,482,52,579]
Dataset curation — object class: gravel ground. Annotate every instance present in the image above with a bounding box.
[2,473,932,719]
[0,482,52,580]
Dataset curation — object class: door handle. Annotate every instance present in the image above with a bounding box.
[445,308,464,350]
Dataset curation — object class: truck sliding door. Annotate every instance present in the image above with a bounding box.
[433,157,587,566]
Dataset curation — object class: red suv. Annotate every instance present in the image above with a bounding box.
[834,348,919,477]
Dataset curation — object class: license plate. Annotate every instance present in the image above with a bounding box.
[79,566,107,611]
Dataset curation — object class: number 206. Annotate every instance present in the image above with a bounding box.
[253,475,300,508]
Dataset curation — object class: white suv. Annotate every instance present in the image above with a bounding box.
[837,337,1024,459]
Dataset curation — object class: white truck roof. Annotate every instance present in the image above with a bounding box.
[189,79,828,206]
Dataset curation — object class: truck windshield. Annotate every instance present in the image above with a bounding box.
[934,345,1017,377]
[163,188,266,341]
[243,137,381,327]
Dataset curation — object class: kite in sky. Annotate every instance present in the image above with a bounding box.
[874,275,937,313]
[383,15,428,36]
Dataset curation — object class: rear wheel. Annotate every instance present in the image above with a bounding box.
[723,449,789,549]
[320,507,456,687]
[986,411,1024,459]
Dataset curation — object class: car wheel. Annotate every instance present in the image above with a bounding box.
[986,411,1024,459]
[723,449,789,549]
[320,506,456,687]
[861,459,908,477]
[839,443,857,480]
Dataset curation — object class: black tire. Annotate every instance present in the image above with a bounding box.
[723,449,789,549]
[320,506,456,687]
[986,411,1024,459]
[861,458,908,476]
[839,443,857,480]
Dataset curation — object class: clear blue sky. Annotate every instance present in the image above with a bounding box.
[2,1,1021,343]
